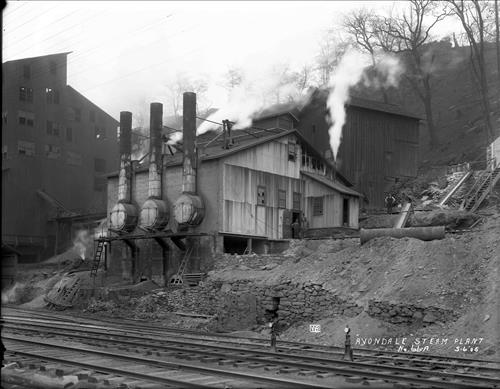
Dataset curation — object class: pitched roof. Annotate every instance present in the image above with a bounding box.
[301,171,363,197]
[3,52,72,65]
[252,101,301,122]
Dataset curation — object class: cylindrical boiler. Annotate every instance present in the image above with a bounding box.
[173,193,205,226]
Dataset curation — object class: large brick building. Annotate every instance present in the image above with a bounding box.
[2,52,119,261]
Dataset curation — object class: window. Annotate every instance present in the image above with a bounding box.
[52,122,60,136]
[257,186,266,205]
[313,196,324,216]
[293,192,301,210]
[46,88,54,103]
[23,64,31,79]
[66,127,73,142]
[26,88,33,102]
[288,140,296,162]
[2,111,7,124]
[49,61,57,74]
[19,87,26,101]
[95,126,106,139]
[45,144,61,159]
[74,108,81,122]
[94,158,106,173]
[278,189,286,208]
[89,110,95,123]
[18,111,34,126]
[46,120,53,135]
[54,90,60,104]
[18,140,35,156]
[66,151,82,166]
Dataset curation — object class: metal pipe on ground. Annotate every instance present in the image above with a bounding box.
[360,226,445,245]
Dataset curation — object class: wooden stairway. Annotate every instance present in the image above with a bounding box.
[461,167,500,212]
[90,240,105,277]
[170,246,193,285]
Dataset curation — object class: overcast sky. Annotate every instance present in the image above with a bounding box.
[3,1,461,121]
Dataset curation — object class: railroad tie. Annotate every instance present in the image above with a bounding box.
[278,367,300,374]
[218,359,236,366]
[298,370,316,376]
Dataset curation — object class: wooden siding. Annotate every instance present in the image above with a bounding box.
[223,135,301,179]
[222,164,303,239]
[303,177,359,229]
[298,99,419,208]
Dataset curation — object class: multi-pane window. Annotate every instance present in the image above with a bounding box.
[293,192,301,210]
[288,140,297,162]
[20,87,33,102]
[23,64,31,79]
[18,111,34,126]
[94,158,106,173]
[278,189,287,208]
[313,196,324,216]
[257,186,266,205]
[95,126,106,139]
[53,122,60,136]
[45,144,61,159]
[46,88,59,104]
[66,127,73,142]
[18,140,35,156]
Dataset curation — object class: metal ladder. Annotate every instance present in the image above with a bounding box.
[461,167,500,212]
[170,246,193,285]
[90,241,105,277]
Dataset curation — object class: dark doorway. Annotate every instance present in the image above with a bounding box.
[223,236,247,254]
[343,198,350,226]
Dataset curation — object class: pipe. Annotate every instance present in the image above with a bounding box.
[148,102,163,199]
[360,226,445,245]
[182,92,197,194]
[118,111,132,203]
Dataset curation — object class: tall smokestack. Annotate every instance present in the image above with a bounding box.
[182,92,197,194]
[173,92,205,228]
[110,111,138,232]
[149,102,163,198]
[139,103,169,231]
[118,111,132,203]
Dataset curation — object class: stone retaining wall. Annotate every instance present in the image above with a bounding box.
[367,300,459,326]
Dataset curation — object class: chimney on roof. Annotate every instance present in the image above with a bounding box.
[222,119,233,149]
[118,111,132,203]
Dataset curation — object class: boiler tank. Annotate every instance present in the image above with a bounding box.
[109,203,138,232]
[139,198,169,230]
[173,193,205,226]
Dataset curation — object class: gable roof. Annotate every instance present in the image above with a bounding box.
[252,101,301,122]
[301,171,363,197]
[3,52,72,65]
[108,128,353,186]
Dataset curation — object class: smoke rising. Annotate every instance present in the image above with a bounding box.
[73,230,92,260]
[326,50,404,159]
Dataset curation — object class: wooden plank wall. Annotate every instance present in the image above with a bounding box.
[222,164,303,239]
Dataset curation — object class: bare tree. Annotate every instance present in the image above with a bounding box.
[222,66,244,92]
[315,31,352,86]
[377,0,449,147]
[165,73,210,121]
[446,0,496,142]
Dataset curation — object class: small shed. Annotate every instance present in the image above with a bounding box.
[2,244,20,290]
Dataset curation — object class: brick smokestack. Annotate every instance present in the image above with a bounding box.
[148,102,163,198]
[182,92,197,194]
[118,111,132,203]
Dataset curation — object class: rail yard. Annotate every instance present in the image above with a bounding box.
[2,306,500,388]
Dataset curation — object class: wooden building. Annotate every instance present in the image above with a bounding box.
[253,89,422,208]
[105,123,361,284]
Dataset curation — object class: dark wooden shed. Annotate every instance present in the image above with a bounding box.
[296,89,422,208]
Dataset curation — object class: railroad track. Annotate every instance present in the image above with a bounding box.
[3,310,500,388]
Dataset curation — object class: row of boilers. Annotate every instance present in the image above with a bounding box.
[109,92,205,234]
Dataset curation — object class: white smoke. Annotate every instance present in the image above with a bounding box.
[326,50,404,159]
[73,230,92,260]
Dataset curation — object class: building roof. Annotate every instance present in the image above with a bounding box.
[312,88,423,120]
[252,101,301,122]
[3,52,72,65]
[108,128,353,186]
[301,171,363,197]
[66,86,119,124]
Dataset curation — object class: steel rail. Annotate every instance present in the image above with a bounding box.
[3,336,332,389]
[4,323,500,388]
[4,311,499,367]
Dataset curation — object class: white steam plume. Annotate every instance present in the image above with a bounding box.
[326,50,403,160]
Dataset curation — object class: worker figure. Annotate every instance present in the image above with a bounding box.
[291,219,300,239]
[385,193,396,214]
[343,325,354,361]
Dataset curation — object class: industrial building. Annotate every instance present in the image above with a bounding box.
[103,93,362,285]
[252,88,422,208]
[2,52,119,261]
